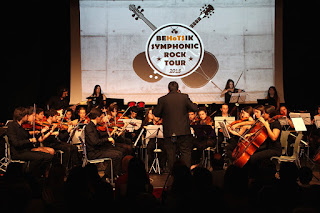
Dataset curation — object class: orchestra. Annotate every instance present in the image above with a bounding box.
[2,83,320,182]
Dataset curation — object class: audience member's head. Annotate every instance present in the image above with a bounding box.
[298,166,313,185]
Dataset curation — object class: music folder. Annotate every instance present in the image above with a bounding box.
[191,125,215,138]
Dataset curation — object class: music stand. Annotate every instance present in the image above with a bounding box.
[118,119,142,132]
[191,125,215,169]
[257,99,269,106]
[191,125,215,139]
[289,112,312,125]
[278,116,290,126]
[230,92,246,104]
[145,125,163,174]
[291,117,307,132]
[218,122,231,139]
[214,117,235,152]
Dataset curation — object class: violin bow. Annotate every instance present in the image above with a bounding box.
[32,104,36,147]
[234,71,244,89]
[103,107,112,137]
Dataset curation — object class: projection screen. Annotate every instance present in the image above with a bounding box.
[70,0,283,105]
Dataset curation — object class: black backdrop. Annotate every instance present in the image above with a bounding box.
[1,0,319,123]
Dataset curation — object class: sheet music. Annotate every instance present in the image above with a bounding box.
[291,117,307,132]
[230,92,246,103]
[118,118,142,132]
[214,117,235,128]
[289,112,312,125]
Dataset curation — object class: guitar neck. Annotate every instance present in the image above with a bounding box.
[190,17,202,28]
[139,15,157,31]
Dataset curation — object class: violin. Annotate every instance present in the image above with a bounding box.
[229,117,249,127]
[190,117,200,125]
[313,149,320,164]
[199,116,213,126]
[97,122,115,133]
[22,121,51,131]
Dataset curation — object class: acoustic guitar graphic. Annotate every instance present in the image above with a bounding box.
[129,4,219,88]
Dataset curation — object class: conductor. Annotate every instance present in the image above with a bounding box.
[153,81,198,170]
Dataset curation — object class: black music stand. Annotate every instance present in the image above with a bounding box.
[145,125,163,174]
[191,125,215,139]
[191,125,215,169]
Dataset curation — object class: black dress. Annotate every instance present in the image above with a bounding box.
[87,94,105,111]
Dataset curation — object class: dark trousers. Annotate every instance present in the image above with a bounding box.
[43,138,79,168]
[89,145,123,177]
[163,134,193,169]
[13,150,53,178]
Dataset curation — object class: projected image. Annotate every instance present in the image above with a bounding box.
[80,0,275,104]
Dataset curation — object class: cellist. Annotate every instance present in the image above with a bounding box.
[225,106,254,162]
[235,105,282,174]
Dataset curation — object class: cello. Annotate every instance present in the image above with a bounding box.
[232,115,282,168]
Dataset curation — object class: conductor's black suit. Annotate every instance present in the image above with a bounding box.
[154,91,198,169]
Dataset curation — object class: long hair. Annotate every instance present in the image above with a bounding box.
[225,79,235,89]
[267,86,278,101]
[142,107,154,126]
[92,85,103,96]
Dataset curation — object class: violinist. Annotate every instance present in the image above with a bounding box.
[103,103,133,155]
[41,109,79,169]
[220,103,229,118]
[87,85,107,111]
[6,107,53,178]
[64,109,75,123]
[192,108,216,166]
[228,106,254,137]
[189,110,199,125]
[220,79,243,104]
[85,107,124,179]
[279,105,294,129]
[197,108,214,127]
[128,106,138,119]
[215,103,231,152]
[244,105,282,173]
[124,106,141,144]
[72,107,90,125]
